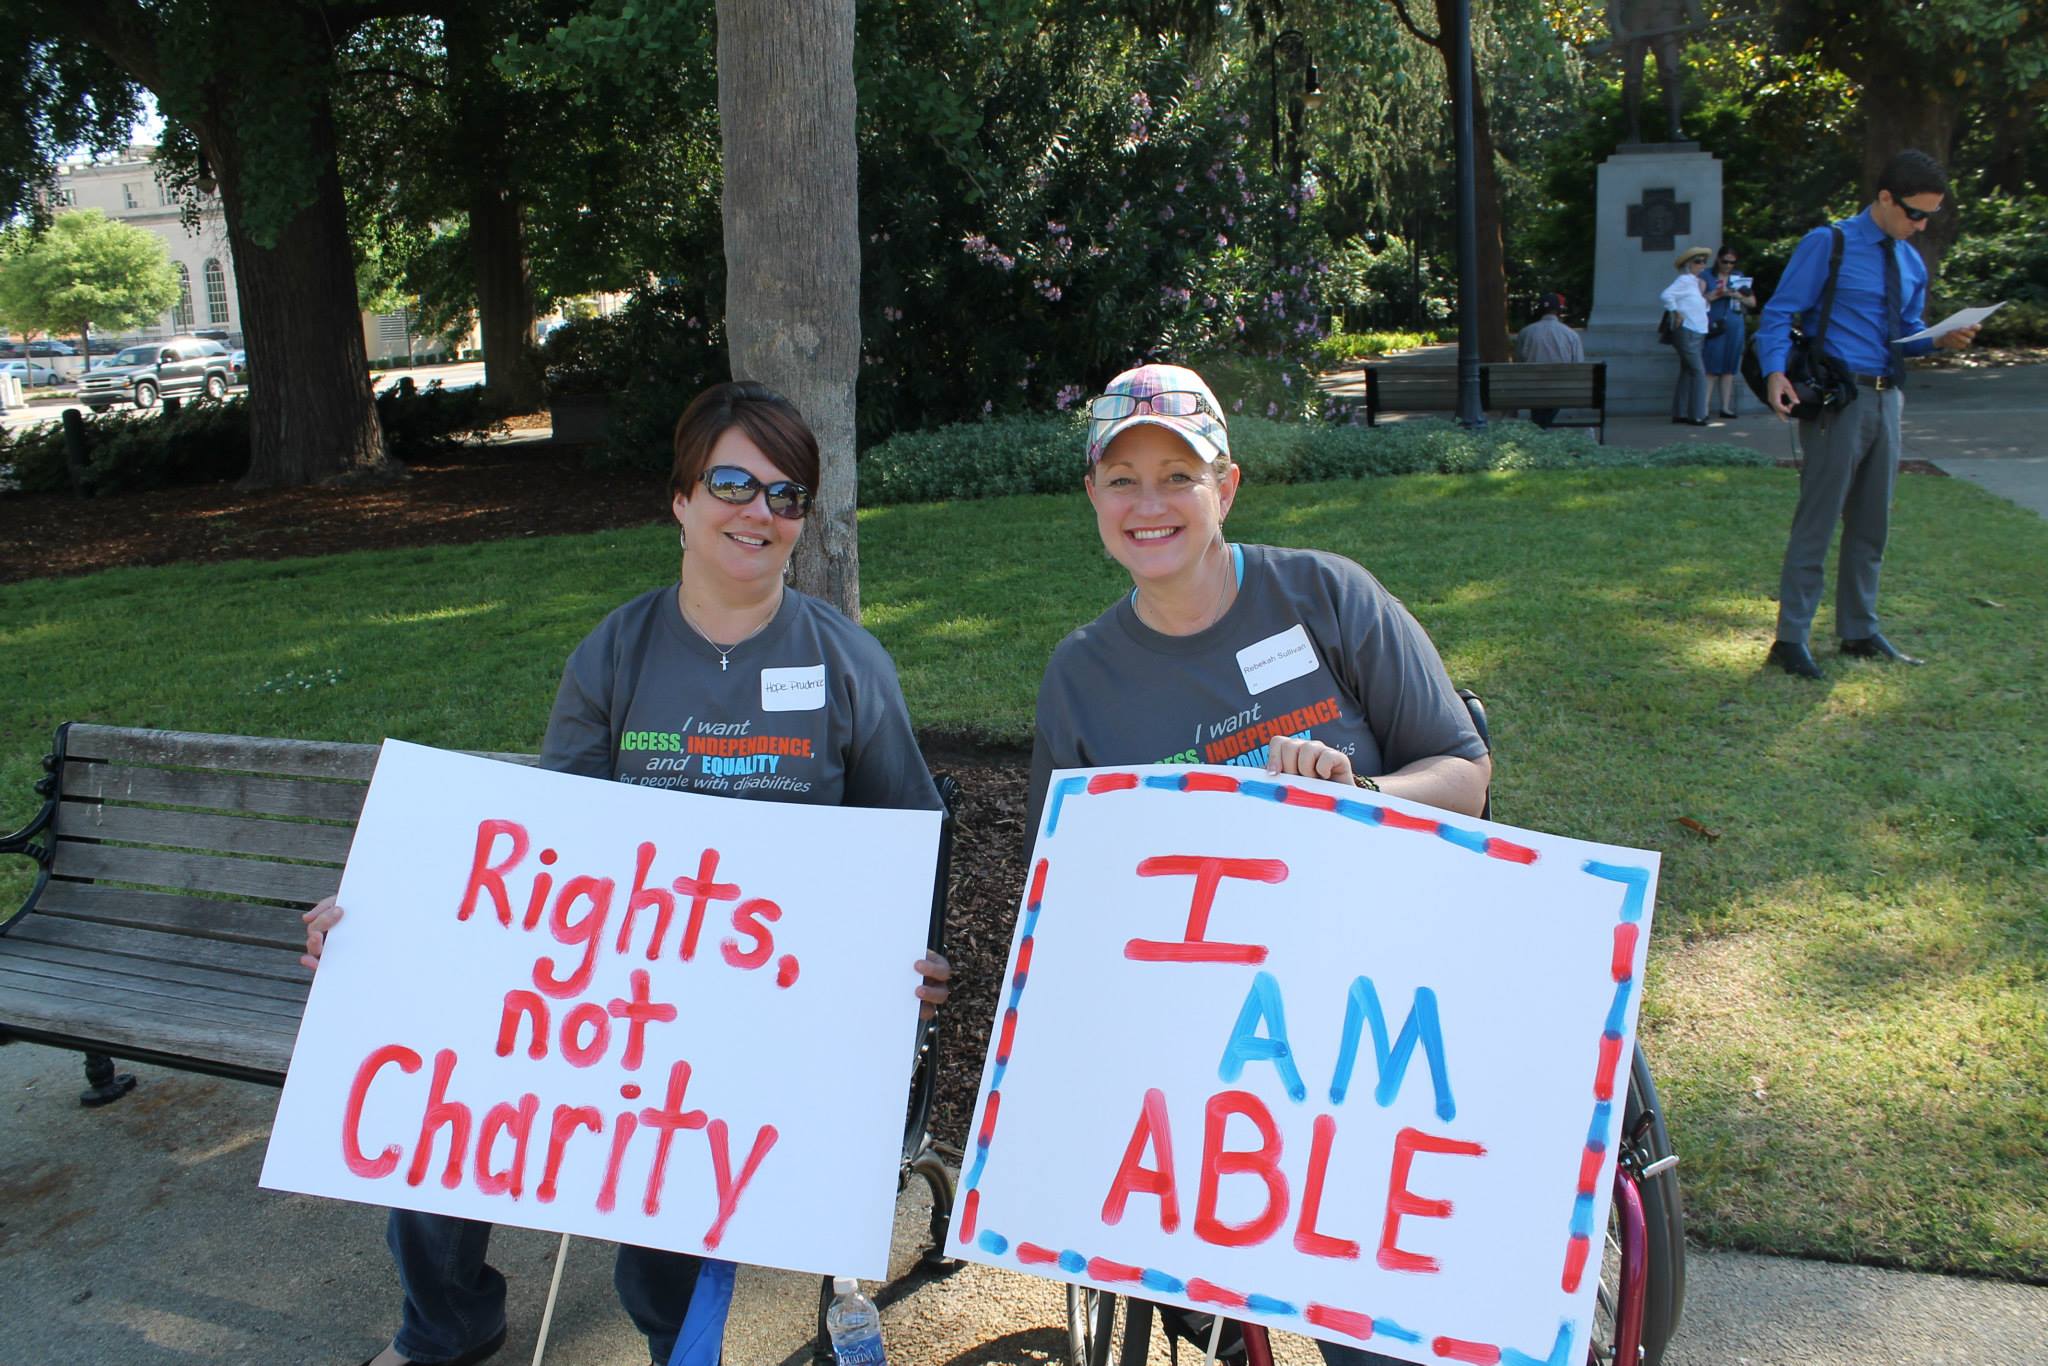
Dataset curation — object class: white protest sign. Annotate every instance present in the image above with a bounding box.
[262,741,942,1279]
[947,765,1659,1366]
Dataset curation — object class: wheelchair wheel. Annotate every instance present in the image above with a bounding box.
[1588,1043,1686,1365]
[1067,1286,1153,1366]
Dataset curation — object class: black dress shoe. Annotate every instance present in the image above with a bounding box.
[1841,633,1925,665]
[1766,640,1824,679]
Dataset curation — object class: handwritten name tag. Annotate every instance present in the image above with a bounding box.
[1235,624,1320,696]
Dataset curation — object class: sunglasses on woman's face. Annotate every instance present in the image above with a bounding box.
[699,465,812,520]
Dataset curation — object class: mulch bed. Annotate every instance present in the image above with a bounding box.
[0,434,1032,1147]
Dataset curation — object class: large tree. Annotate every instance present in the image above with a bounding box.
[0,208,179,366]
[8,1,398,487]
[716,0,862,617]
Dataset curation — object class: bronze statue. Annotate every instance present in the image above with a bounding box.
[1602,0,1712,143]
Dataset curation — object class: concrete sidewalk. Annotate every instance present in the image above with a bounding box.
[4,1046,2043,1366]
[1322,350,2047,519]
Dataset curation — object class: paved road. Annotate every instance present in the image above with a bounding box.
[3,1046,2043,1366]
[0,361,486,438]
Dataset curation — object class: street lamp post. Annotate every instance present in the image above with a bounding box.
[1451,0,1485,429]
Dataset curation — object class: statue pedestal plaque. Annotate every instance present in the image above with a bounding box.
[1582,145,1723,415]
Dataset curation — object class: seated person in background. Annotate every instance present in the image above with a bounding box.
[1513,291,1584,427]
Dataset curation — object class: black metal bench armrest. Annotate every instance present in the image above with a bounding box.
[1,724,70,930]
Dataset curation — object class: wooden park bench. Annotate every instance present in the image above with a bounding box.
[1360,361,1608,443]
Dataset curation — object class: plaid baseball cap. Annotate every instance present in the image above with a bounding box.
[1085,363,1231,466]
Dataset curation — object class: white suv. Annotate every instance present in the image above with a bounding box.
[79,337,235,412]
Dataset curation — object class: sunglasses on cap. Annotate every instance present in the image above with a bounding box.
[698,464,812,520]
[1086,390,1225,423]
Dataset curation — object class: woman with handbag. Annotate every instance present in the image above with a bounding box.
[1701,245,1755,417]
[1659,245,1713,425]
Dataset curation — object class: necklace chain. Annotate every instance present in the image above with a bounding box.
[679,589,780,672]
[1134,544,1234,635]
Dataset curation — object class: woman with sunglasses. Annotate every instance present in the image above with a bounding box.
[1026,363,1490,1366]
[303,380,950,1366]
[1701,246,1755,418]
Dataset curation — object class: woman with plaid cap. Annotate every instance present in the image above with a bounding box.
[1025,362,1491,1366]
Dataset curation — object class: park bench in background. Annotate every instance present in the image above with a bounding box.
[1361,360,1608,443]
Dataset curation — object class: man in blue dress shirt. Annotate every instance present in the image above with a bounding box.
[1755,149,1980,678]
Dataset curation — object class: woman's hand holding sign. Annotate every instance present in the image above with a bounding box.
[301,896,343,972]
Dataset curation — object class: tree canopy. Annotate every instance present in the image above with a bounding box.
[0,207,179,354]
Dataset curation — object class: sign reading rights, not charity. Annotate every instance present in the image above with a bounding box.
[262,741,943,1279]
[948,764,1660,1366]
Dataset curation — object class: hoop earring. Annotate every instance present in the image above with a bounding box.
[678,528,687,552]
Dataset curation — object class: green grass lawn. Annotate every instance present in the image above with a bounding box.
[3,465,2043,1280]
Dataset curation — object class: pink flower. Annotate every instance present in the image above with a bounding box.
[1054,384,1085,411]
[1217,234,1229,247]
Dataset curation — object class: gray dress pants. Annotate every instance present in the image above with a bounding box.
[1775,385,1904,644]
[1670,329,1708,422]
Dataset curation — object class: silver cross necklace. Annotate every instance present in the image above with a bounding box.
[679,589,780,671]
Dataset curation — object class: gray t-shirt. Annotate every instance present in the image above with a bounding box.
[543,584,940,812]
[1027,543,1485,834]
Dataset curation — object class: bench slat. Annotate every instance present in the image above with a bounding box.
[63,724,383,780]
[36,882,307,949]
[0,935,310,1012]
[63,760,368,822]
[0,954,308,1029]
[6,916,310,997]
[0,973,296,1077]
[48,840,340,906]
[55,800,356,864]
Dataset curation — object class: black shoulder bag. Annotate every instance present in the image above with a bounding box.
[1743,226,1855,419]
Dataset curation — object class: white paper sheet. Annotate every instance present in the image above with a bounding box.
[1897,302,2004,343]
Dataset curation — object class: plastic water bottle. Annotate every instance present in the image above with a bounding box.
[826,1276,888,1365]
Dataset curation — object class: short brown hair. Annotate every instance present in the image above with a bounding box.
[670,381,820,502]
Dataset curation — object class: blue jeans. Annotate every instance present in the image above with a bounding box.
[386,1209,704,1364]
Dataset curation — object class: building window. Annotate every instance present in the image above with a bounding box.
[204,259,228,325]
[122,183,139,210]
[158,184,174,207]
[172,264,193,332]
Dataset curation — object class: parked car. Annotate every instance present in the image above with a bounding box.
[77,337,235,411]
[25,339,77,356]
[229,348,247,383]
[1,359,64,386]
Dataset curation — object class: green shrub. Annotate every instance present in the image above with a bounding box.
[1307,330,1445,368]
[1934,190,2048,346]
[857,412,1770,506]
[540,287,727,471]
[1,383,514,498]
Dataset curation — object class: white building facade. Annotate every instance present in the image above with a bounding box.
[49,146,243,343]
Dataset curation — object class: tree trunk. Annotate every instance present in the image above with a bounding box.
[716,0,862,619]
[211,104,394,488]
[447,7,544,415]
[1860,81,1963,278]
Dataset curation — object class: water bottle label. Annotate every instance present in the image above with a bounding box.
[834,1333,887,1366]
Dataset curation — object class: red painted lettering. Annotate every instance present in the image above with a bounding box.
[702,1118,779,1250]
[342,1044,420,1178]
[560,1001,611,1067]
[1294,1114,1360,1259]
[596,1110,639,1213]
[1126,856,1285,964]
[495,989,549,1060]
[474,1095,539,1197]
[405,1049,472,1190]
[638,1060,709,1215]
[617,841,676,957]
[537,1103,603,1203]
[607,969,677,1069]
[457,819,529,925]
[1194,1090,1288,1247]
[534,874,615,997]
[721,897,780,971]
[670,848,739,962]
[1102,1087,1181,1231]
[1378,1126,1486,1273]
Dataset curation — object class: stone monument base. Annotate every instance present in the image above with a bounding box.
[1586,144,1722,415]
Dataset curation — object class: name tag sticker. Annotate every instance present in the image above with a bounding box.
[761,664,828,712]
[1236,624,1321,696]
